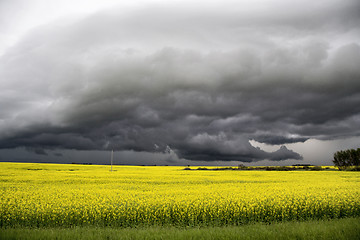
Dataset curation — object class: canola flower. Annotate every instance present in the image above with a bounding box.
[0,162,359,227]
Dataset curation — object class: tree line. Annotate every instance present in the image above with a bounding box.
[333,148,360,170]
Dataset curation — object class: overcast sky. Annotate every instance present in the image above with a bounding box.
[0,0,359,166]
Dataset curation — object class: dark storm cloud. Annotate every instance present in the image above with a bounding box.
[176,133,302,161]
[253,135,309,145]
[26,148,48,156]
[0,0,359,162]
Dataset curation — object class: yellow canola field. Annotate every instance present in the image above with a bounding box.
[0,162,359,227]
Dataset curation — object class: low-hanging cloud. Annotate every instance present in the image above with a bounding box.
[0,0,359,162]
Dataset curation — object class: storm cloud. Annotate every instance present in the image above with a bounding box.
[0,0,359,162]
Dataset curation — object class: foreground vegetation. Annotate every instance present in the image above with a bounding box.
[0,162,360,228]
[1,218,359,240]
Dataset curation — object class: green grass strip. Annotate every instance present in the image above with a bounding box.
[1,217,359,240]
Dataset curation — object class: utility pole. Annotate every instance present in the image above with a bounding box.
[111,149,113,171]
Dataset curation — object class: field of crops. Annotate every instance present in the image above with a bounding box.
[0,162,359,228]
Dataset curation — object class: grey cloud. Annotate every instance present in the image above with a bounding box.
[269,146,302,161]
[26,147,48,156]
[0,1,359,162]
[178,133,302,161]
[253,135,309,145]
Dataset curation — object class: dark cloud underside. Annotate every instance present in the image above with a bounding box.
[0,0,359,162]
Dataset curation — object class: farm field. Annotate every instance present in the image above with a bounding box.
[0,162,360,228]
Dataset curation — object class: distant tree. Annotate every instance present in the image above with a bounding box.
[333,148,360,170]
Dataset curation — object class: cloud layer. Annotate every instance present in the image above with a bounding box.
[0,0,359,162]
